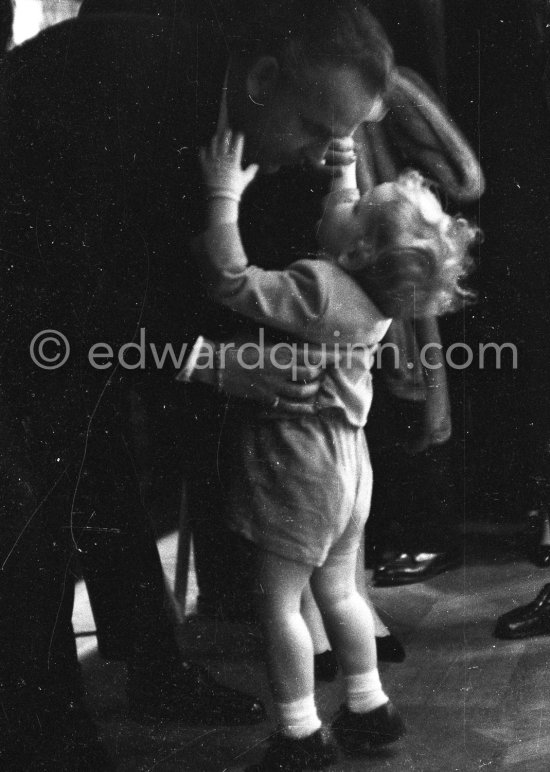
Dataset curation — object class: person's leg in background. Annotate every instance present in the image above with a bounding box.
[365,379,461,587]
[74,389,184,716]
[0,370,266,772]
[180,384,258,622]
[76,381,266,725]
[519,307,550,566]
[0,385,113,771]
[357,0,463,586]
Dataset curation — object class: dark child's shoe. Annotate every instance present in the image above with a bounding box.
[376,633,406,663]
[373,550,461,587]
[314,650,339,682]
[245,726,338,771]
[494,583,550,639]
[127,659,266,725]
[332,701,406,754]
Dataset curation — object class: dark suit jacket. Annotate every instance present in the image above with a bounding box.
[0,14,324,487]
[0,16,236,486]
[2,14,232,347]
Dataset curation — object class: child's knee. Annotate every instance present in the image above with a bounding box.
[313,578,358,612]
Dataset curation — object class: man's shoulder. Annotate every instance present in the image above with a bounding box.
[5,16,226,106]
[3,15,229,178]
[7,15,174,66]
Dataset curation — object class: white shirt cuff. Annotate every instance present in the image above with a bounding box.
[175,335,208,383]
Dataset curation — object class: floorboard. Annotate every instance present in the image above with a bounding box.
[73,532,550,771]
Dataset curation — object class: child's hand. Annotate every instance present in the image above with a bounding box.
[324,137,356,171]
[199,130,259,202]
[320,137,357,190]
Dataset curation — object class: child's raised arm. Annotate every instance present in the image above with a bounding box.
[195,129,259,287]
[199,130,259,229]
[193,131,381,343]
[316,137,361,256]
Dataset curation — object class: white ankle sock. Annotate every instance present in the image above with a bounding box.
[276,694,321,739]
[344,668,389,714]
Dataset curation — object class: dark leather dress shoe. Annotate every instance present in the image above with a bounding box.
[127,660,266,725]
[494,583,550,639]
[373,550,462,587]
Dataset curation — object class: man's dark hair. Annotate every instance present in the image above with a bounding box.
[229,0,394,98]
[78,1,394,98]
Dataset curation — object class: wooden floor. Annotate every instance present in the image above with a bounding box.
[74,531,550,771]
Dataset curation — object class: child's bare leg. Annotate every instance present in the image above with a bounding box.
[302,539,391,656]
[314,549,406,750]
[311,549,387,711]
[301,584,331,654]
[302,583,339,681]
[257,550,320,737]
[355,538,390,637]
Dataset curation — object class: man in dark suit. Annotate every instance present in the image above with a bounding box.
[0,3,394,768]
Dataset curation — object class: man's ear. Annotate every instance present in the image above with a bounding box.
[247,56,280,102]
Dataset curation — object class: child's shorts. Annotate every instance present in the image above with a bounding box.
[224,409,372,567]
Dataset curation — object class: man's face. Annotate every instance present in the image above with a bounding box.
[245,62,384,171]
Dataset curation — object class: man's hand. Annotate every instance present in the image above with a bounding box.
[312,136,356,180]
[185,337,340,416]
[324,137,358,190]
[324,137,356,171]
[223,341,326,414]
[199,130,259,202]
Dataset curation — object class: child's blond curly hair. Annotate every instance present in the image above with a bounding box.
[355,170,478,318]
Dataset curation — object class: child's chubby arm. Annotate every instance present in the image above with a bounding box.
[195,130,336,342]
[316,137,361,256]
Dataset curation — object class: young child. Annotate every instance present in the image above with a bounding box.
[192,130,476,771]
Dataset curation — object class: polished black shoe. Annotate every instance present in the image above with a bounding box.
[332,701,405,755]
[376,633,406,663]
[245,726,338,771]
[127,659,266,725]
[494,583,550,639]
[373,550,461,587]
[314,650,339,682]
